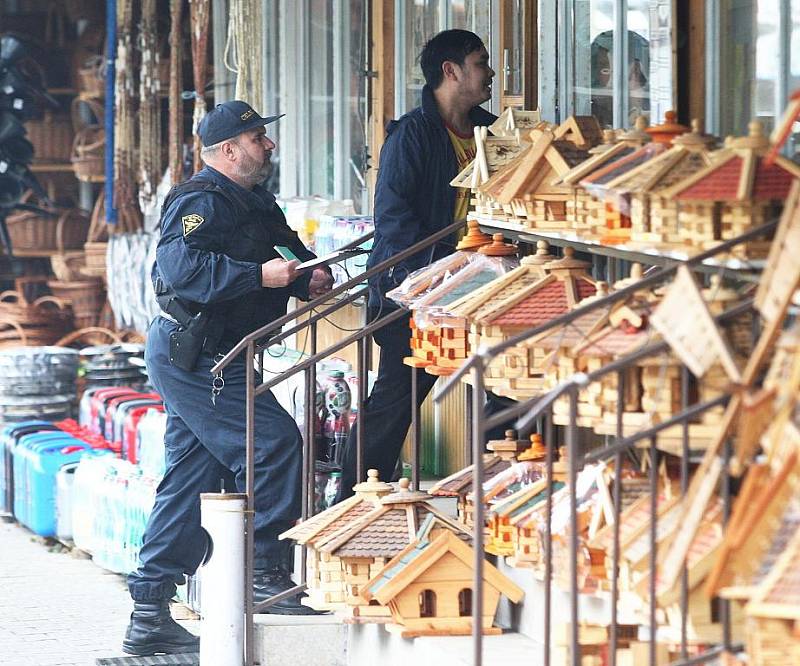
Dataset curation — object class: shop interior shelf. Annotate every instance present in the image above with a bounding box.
[471,213,765,280]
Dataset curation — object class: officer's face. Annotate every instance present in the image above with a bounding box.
[232,128,275,184]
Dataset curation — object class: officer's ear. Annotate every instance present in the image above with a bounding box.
[220,139,239,161]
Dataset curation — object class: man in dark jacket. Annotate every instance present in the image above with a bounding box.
[123,101,333,656]
[336,30,496,500]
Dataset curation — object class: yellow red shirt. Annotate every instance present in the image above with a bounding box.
[446,125,476,224]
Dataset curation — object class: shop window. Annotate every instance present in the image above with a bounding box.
[458,588,473,616]
[419,589,437,617]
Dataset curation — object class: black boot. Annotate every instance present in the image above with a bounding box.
[253,565,326,615]
[122,600,199,656]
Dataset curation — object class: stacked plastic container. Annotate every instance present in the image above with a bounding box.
[314,215,374,288]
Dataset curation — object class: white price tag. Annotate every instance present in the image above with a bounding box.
[13,98,23,110]
[0,161,7,173]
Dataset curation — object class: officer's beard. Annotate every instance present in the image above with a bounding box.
[235,149,273,187]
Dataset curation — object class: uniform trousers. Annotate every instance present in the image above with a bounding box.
[127,316,302,602]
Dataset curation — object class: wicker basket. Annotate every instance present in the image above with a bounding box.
[50,251,87,282]
[77,55,105,99]
[6,196,91,255]
[27,111,74,163]
[71,125,105,182]
[47,278,106,328]
[83,241,108,277]
[0,292,73,348]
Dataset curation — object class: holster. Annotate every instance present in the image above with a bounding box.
[168,311,210,372]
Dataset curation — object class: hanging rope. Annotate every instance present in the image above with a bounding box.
[138,0,161,212]
[113,0,142,232]
[190,0,211,174]
[168,0,184,185]
[224,0,263,107]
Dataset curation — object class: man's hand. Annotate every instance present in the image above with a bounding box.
[308,267,334,299]
[261,258,301,287]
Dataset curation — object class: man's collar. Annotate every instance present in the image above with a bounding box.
[420,84,496,128]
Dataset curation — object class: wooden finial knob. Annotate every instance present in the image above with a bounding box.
[398,477,411,491]
[634,115,649,130]
[563,246,575,258]
[367,468,379,483]
[602,129,616,144]
[691,119,702,133]
[749,120,764,137]
[630,263,643,280]
[595,281,608,297]
[664,110,677,123]
[505,429,516,440]
[536,240,550,254]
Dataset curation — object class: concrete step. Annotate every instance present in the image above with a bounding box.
[253,614,348,666]
[347,624,544,666]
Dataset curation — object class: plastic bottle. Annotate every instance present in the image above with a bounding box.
[324,371,351,464]
[324,471,342,509]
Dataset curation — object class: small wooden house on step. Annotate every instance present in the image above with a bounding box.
[316,477,472,621]
[361,523,524,637]
[279,468,393,610]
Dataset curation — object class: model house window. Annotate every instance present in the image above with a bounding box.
[419,589,437,617]
[458,588,473,616]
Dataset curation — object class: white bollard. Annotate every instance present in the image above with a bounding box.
[200,492,246,666]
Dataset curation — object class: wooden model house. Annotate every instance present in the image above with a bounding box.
[745,529,800,666]
[279,468,393,610]
[579,140,668,243]
[428,429,536,525]
[555,117,652,235]
[478,123,597,230]
[601,120,719,247]
[661,120,800,258]
[315,477,472,621]
[706,454,800,603]
[447,248,597,399]
[361,522,524,637]
[405,235,517,376]
[489,107,544,138]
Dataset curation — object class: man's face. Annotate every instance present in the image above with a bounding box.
[453,47,494,105]
[232,126,275,184]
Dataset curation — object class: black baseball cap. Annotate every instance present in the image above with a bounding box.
[197,100,284,147]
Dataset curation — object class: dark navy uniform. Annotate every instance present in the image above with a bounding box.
[127,165,316,603]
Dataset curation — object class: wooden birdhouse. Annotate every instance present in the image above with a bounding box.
[489,107,545,138]
[745,529,800,666]
[601,119,719,247]
[361,524,524,638]
[579,139,668,244]
[279,468,393,611]
[451,127,531,221]
[429,429,532,525]
[706,453,800,603]
[402,244,517,376]
[478,121,599,230]
[662,120,800,259]
[448,248,597,399]
[316,477,472,621]
[555,121,653,235]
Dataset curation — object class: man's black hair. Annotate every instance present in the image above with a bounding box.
[419,29,485,89]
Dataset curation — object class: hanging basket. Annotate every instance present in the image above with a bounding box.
[6,194,91,255]
[71,125,105,182]
[47,279,106,329]
[50,251,87,282]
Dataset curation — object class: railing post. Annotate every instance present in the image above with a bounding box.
[356,335,367,485]
[721,436,733,650]
[610,370,625,666]
[544,407,554,666]
[410,362,421,490]
[567,386,579,666]
[244,341,256,666]
[308,321,318,518]
[470,361,486,666]
[680,366,690,659]
[649,435,659,666]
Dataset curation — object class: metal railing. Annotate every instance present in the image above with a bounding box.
[215,218,776,666]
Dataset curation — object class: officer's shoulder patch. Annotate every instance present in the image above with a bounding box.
[182,213,205,236]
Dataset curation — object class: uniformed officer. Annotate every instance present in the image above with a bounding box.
[123,100,334,657]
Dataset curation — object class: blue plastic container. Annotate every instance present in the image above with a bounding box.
[13,432,90,536]
[1,421,58,517]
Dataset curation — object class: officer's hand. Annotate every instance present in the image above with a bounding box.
[308,268,334,299]
[261,258,301,287]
